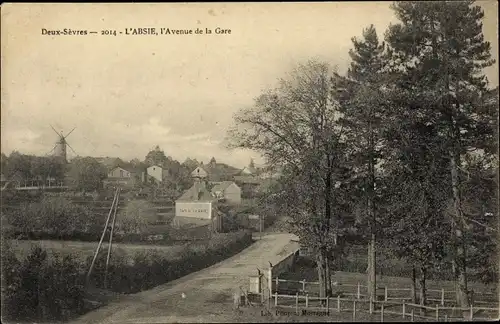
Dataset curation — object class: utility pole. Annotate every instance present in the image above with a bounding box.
[104,187,120,289]
[86,187,119,287]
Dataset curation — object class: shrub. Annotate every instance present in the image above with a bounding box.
[116,200,155,234]
[1,242,86,322]
[88,230,253,294]
[4,197,97,238]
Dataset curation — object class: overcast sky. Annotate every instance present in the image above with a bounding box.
[1,2,498,168]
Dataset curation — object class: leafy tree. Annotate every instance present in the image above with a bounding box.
[1,244,85,322]
[67,157,107,193]
[341,24,387,301]
[460,153,498,284]
[1,152,8,175]
[145,145,168,167]
[229,60,354,299]
[129,158,141,166]
[381,116,452,306]
[4,151,32,180]
[182,157,199,171]
[30,156,66,184]
[386,0,496,308]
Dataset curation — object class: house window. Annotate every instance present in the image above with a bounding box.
[120,170,124,178]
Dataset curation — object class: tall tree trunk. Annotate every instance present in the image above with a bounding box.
[367,118,377,302]
[367,242,372,297]
[368,233,376,301]
[411,266,417,304]
[450,150,469,309]
[419,266,427,316]
[317,251,327,299]
[440,15,469,309]
[323,242,332,301]
[325,253,332,302]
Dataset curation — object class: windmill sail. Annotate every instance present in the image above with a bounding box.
[50,125,77,162]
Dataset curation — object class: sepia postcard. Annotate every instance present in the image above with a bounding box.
[1,2,499,323]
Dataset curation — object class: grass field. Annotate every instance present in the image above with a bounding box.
[8,239,189,263]
[276,256,498,308]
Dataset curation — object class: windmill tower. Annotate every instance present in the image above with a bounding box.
[50,125,77,163]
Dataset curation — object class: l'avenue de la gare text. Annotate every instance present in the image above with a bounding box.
[131,27,232,35]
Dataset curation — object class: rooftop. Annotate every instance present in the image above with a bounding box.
[177,181,215,202]
[211,181,237,193]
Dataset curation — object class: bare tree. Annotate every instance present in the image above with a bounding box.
[229,60,353,299]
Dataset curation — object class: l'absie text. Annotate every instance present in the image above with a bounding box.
[41,28,88,36]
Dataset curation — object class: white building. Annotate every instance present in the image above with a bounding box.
[191,166,208,179]
[211,181,242,205]
[147,165,165,182]
[174,179,222,231]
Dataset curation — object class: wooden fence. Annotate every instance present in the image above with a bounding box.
[271,292,499,322]
[272,277,498,307]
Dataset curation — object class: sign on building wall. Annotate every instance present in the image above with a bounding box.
[175,202,212,219]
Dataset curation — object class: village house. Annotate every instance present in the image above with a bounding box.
[240,165,257,175]
[104,166,144,188]
[191,166,208,179]
[146,165,166,183]
[210,181,242,205]
[189,158,240,182]
[174,178,222,231]
[95,157,123,169]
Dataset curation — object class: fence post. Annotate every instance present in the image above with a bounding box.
[305,294,309,308]
[353,300,357,321]
[435,304,439,320]
[302,279,306,292]
[441,288,445,306]
[469,304,473,320]
[402,300,405,318]
[369,296,373,314]
[411,309,414,322]
[381,303,384,322]
[326,296,329,313]
[357,282,361,299]
[384,286,388,301]
[444,314,448,322]
[295,292,299,315]
[337,295,340,312]
[274,292,278,307]
[268,267,272,298]
[275,277,279,293]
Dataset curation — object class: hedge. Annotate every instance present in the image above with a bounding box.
[87,230,253,294]
[5,229,211,246]
[1,242,87,323]
[1,230,253,322]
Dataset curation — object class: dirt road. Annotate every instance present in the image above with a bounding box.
[70,233,299,324]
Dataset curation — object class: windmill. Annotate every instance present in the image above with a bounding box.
[48,125,77,163]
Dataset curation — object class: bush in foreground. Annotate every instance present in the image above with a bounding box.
[87,230,253,294]
[1,241,86,323]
